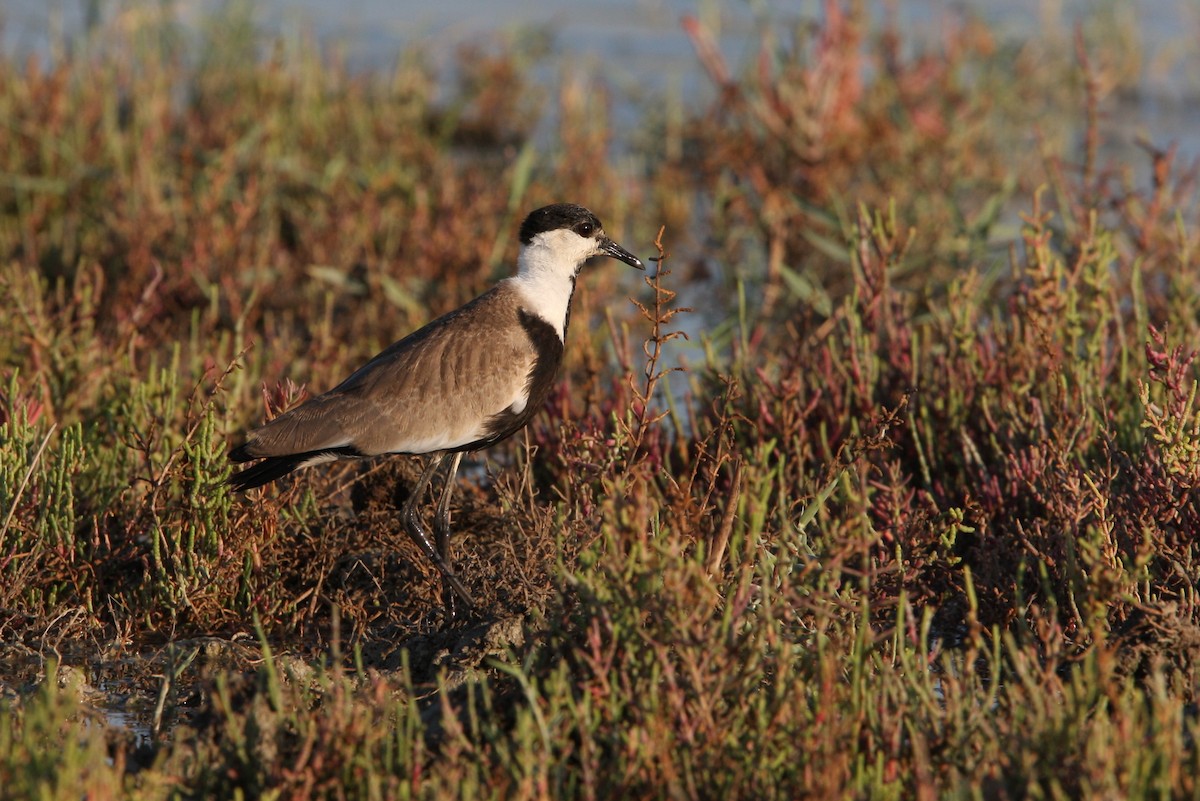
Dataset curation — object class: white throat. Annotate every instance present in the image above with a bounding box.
[509,235,586,340]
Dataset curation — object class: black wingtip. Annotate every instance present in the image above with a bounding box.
[227,456,304,492]
[226,446,363,492]
[227,442,254,463]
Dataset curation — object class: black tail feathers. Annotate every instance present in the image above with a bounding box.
[227,455,306,491]
[226,445,364,492]
[227,442,254,463]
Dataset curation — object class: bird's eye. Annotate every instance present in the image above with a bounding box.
[576,222,595,236]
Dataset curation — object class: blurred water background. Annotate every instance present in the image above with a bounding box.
[3,0,1198,164]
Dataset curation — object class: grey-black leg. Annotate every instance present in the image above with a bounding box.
[400,453,474,610]
[434,452,464,620]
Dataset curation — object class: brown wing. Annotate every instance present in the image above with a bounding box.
[237,285,537,459]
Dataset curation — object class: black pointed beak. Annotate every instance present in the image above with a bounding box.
[599,236,644,270]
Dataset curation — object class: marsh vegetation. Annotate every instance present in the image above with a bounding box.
[1,4,1198,798]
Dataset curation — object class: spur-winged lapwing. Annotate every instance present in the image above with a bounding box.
[228,203,643,618]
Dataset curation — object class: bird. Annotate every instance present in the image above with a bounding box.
[227,203,643,620]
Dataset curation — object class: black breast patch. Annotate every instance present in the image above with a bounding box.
[458,309,565,452]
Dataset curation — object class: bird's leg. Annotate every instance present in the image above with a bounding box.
[400,453,475,612]
[434,451,464,621]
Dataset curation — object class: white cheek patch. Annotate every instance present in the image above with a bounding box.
[511,229,595,341]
